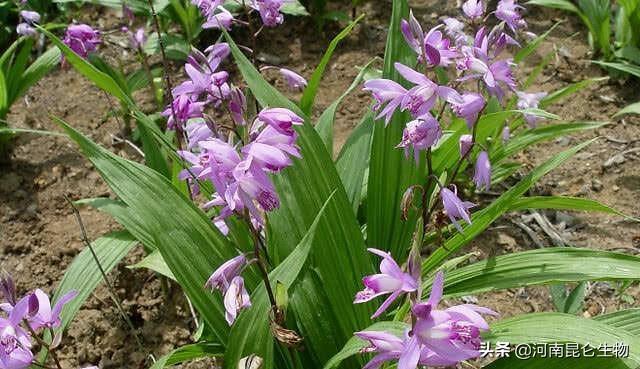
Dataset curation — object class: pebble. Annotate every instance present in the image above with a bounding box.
[613,185,620,192]
[591,179,603,192]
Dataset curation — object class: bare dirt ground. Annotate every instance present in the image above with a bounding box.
[1,1,639,368]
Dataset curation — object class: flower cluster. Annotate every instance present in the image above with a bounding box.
[192,0,288,30]
[0,273,77,369]
[355,266,496,369]
[363,0,547,233]
[205,254,251,325]
[165,43,302,235]
[16,10,40,37]
[63,24,101,59]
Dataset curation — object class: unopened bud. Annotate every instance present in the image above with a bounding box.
[0,270,16,305]
[401,186,421,221]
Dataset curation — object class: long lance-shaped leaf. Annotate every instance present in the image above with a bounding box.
[484,313,640,366]
[422,139,596,273]
[56,118,242,345]
[336,112,374,213]
[52,231,137,334]
[224,191,336,369]
[315,58,377,151]
[16,46,61,100]
[221,30,374,368]
[149,343,223,369]
[614,101,640,117]
[430,248,640,298]
[485,308,640,368]
[300,14,365,116]
[509,196,638,220]
[367,0,422,260]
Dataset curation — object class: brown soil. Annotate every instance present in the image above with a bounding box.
[1,1,639,368]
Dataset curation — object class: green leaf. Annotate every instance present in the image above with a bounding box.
[526,0,582,13]
[595,308,640,335]
[592,60,640,78]
[315,58,377,151]
[367,0,421,260]
[300,14,364,115]
[614,101,640,117]
[38,26,132,105]
[224,191,337,369]
[281,0,310,16]
[53,231,137,334]
[484,313,640,366]
[492,122,605,162]
[149,343,223,369]
[515,22,560,63]
[57,118,243,345]
[422,139,596,273]
[336,112,374,213]
[509,196,638,220]
[137,118,170,178]
[0,69,7,115]
[436,247,640,298]
[550,282,587,314]
[128,250,175,280]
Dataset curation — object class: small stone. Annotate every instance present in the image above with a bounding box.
[591,179,603,192]
[604,154,626,169]
[556,211,577,227]
[613,185,620,192]
[497,233,517,248]
[461,295,478,304]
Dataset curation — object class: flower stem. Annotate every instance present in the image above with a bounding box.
[22,320,62,369]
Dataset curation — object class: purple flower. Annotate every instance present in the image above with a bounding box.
[411,271,497,364]
[206,254,247,293]
[63,24,101,59]
[516,91,547,127]
[440,186,475,232]
[459,134,473,157]
[442,18,466,46]
[502,126,510,143]
[257,108,304,136]
[495,0,527,32]
[462,0,484,20]
[397,116,442,163]
[228,87,247,126]
[243,126,301,171]
[400,11,424,56]
[363,79,407,125]
[423,26,458,67]
[252,0,285,27]
[203,6,234,30]
[463,58,516,100]
[162,95,205,129]
[27,289,77,330]
[185,121,213,150]
[0,296,33,369]
[129,28,146,49]
[192,0,223,16]
[19,10,40,24]
[279,68,307,91]
[205,43,231,69]
[395,63,462,118]
[451,92,485,128]
[473,151,491,191]
[16,23,36,37]
[223,276,251,325]
[354,248,418,319]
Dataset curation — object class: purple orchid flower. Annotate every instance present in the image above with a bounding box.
[440,186,476,232]
[495,0,527,32]
[223,276,251,325]
[354,248,418,319]
[279,68,307,91]
[451,92,486,128]
[0,296,33,369]
[203,6,234,30]
[363,79,407,125]
[422,26,458,67]
[400,11,425,56]
[395,63,462,118]
[462,0,484,20]
[411,271,498,365]
[63,24,101,59]
[19,10,40,24]
[463,57,516,100]
[228,87,247,126]
[459,134,473,157]
[204,43,231,69]
[516,91,547,127]
[198,138,242,193]
[129,28,146,49]
[442,18,467,46]
[191,0,223,16]
[473,151,491,191]
[502,125,510,143]
[396,115,442,163]
[257,108,304,136]
[243,125,301,172]
[162,95,205,130]
[16,23,36,37]
[206,254,248,293]
[27,289,77,330]
[252,0,285,27]
[185,121,213,150]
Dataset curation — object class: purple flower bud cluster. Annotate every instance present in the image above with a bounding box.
[165,43,302,235]
[192,0,288,30]
[16,10,40,37]
[205,254,251,325]
[363,0,548,233]
[63,24,101,59]
[0,273,76,369]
